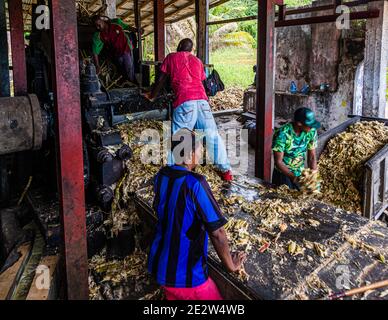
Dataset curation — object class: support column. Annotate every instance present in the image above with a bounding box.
[134,0,143,85]
[9,0,27,96]
[0,0,10,97]
[255,0,276,181]
[105,0,117,19]
[49,0,88,300]
[154,0,165,62]
[363,0,388,118]
[195,0,209,64]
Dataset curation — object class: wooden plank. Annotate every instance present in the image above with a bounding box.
[0,243,32,300]
[26,255,60,300]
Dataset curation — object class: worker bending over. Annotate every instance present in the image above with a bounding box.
[148,129,246,300]
[143,38,233,181]
[272,107,320,189]
[92,16,137,83]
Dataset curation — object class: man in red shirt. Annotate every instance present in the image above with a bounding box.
[92,16,136,83]
[143,39,233,181]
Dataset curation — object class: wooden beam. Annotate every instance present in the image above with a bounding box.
[9,0,27,96]
[195,0,209,63]
[143,0,232,29]
[118,0,132,10]
[88,0,101,11]
[0,243,32,300]
[137,0,180,22]
[123,0,149,19]
[154,0,165,61]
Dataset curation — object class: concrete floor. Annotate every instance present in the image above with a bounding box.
[215,114,256,177]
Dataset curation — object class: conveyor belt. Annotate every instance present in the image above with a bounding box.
[134,175,388,300]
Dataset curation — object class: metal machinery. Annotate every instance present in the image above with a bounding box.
[0,28,174,263]
[80,62,174,209]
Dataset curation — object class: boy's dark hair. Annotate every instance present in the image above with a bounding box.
[177,38,194,52]
[92,15,109,24]
[171,129,201,164]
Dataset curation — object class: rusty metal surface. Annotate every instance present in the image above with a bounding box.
[8,0,27,96]
[153,0,165,62]
[0,95,43,155]
[255,0,275,182]
[195,0,209,64]
[0,0,10,97]
[50,0,88,300]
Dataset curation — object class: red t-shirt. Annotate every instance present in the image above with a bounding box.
[160,52,208,108]
[99,23,130,58]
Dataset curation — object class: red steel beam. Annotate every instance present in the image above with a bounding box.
[256,0,275,181]
[8,0,27,96]
[49,0,88,300]
[0,0,10,97]
[207,0,373,25]
[275,9,379,27]
[154,0,165,62]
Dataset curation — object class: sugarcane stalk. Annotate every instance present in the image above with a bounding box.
[322,279,388,300]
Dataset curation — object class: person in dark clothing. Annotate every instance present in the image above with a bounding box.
[148,128,246,300]
[92,16,137,83]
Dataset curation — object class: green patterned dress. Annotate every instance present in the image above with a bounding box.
[272,123,318,177]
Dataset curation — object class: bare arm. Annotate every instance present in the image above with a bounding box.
[209,227,246,273]
[307,149,317,171]
[274,151,297,183]
[143,72,168,101]
[93,54,101,74]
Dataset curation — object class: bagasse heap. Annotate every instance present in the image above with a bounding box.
[299,169,321,195]
[318,121,388,214]
[114,121,314,253]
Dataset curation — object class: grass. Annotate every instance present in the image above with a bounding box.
[210,47,256,88]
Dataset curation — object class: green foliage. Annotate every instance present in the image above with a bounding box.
[222,31,255,48]
[210,0,313,43]
[210,47,256,88]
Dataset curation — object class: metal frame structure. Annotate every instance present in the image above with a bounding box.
[8,0,27,96]
[0,0,9,97]
[2,0,384,299]
[49,0,89,300]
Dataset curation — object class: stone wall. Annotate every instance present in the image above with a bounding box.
[274,0,366,130]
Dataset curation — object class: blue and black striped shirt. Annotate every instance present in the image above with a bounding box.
[148,165,227,288]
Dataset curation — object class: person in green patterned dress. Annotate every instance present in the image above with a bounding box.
[272,107,321,189]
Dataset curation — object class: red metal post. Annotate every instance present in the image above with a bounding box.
[154,0,165,62]
[49,0,89,300]
[255,0,275,181]
[8,0,27,96]
[0,0,10,97]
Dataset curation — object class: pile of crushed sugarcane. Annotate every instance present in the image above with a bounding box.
[299,169,322,195]
[209,86,244,111]
[318,121,388,214]
[89,202,163,300]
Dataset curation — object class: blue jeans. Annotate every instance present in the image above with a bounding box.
[170,100,231,172]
